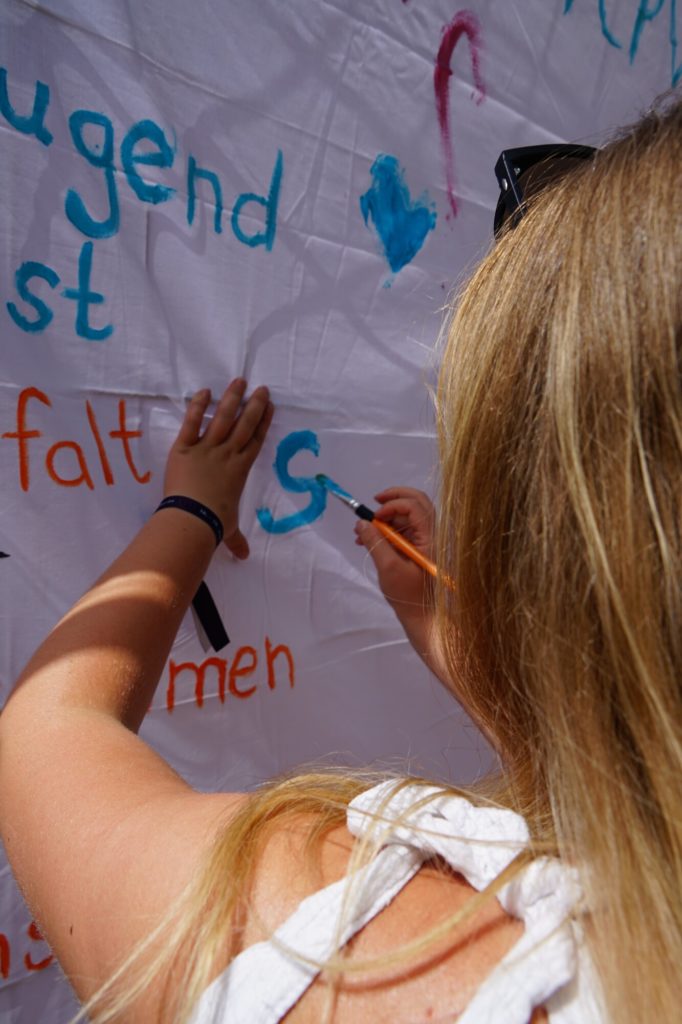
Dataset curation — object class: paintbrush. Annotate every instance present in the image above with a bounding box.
[316,473,438,578]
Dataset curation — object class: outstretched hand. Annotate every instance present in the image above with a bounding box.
[164,378,274,560]
[355,487,435,615]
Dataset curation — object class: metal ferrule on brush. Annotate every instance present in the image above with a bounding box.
[332,492,374,521]
[317,477,375,521]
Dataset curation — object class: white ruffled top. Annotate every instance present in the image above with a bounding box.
[192,780,605,1023]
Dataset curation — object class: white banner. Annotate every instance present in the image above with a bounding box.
[0,0,675,1018]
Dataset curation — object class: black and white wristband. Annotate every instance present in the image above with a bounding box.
[155,495,229,652]
[156,495,224,547]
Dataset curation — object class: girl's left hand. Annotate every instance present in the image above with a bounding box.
[163,378,274,559]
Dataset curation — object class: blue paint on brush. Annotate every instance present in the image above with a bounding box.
[315,473,353,500]
[257,430,327,534]
[360,154,436,273]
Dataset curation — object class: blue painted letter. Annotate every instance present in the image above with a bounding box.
[187,156,223,233]
[672,0,682,84]
[600,0,623,49]
[257,430,327,534]
[66,110,119,239]
[630,0,665,62]
[0,69,53,145]
[7,261,60,333]
[121,119,176,204]
[562,2,623,50]
[62,242,113,341]
[231,149,283,251]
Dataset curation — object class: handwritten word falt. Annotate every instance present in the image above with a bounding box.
[0,67,284,342]
[1,387,150,492]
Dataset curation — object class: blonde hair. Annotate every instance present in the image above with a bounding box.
[80,95,681,1024]
[437,93,682,1022]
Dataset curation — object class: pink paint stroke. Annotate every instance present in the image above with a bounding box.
[434,10,486,218]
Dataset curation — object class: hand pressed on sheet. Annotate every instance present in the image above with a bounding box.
[164,378,274,559]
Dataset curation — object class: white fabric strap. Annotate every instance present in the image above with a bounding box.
[192,839,424,1024]
[347,780,530,890]
[351,782,593,1024]
[192,780,597,1024]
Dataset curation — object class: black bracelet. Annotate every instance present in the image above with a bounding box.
[156,495,224,547]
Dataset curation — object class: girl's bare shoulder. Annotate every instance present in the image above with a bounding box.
[240,816,541,1023]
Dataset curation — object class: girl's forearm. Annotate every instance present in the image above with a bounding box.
[393,606,452,689]
[5,508,216,733]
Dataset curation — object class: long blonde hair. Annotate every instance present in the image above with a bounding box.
[80,95,682,1024]
[437,93,682,1022]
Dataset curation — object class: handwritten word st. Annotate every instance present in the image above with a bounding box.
[2,387,151,492]
[7,241,112,341]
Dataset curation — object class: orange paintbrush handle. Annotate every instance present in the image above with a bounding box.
[373,519,438,578]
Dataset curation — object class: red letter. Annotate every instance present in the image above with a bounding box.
[265,638,294,690]
[85,399,114,485]
[109,400,151,484]
[434,11,485,218]
[167,658,227,711]
[228,646,258,698]
[0,933,9,979]
[46,440,94,489]
[24,921,53,972]
[2,386,50,491]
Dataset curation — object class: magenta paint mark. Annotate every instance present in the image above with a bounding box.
[434,10,486,219]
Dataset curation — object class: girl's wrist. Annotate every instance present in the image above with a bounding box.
[156,495,224,547]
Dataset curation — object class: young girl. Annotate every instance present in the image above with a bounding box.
[1,95,680,1023]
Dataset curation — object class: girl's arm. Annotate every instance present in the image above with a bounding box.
[0,379,272,1011]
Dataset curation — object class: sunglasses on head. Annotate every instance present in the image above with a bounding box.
[493,143,597,237]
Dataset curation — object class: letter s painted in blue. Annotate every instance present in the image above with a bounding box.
[256,430,327,534]
[7,260,60,333]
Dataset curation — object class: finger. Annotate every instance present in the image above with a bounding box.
[228,386,270,451]
[381,514,411,533]
[373,505,434,558]
[374,487,432,505]
[176,389,211,446]
[203,378,247,444]
[253,401,275,444]
[374,498,433,527]
[224,527,250,560]
[357,521,413,573]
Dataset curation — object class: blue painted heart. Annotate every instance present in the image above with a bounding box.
[360,154,437,273]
